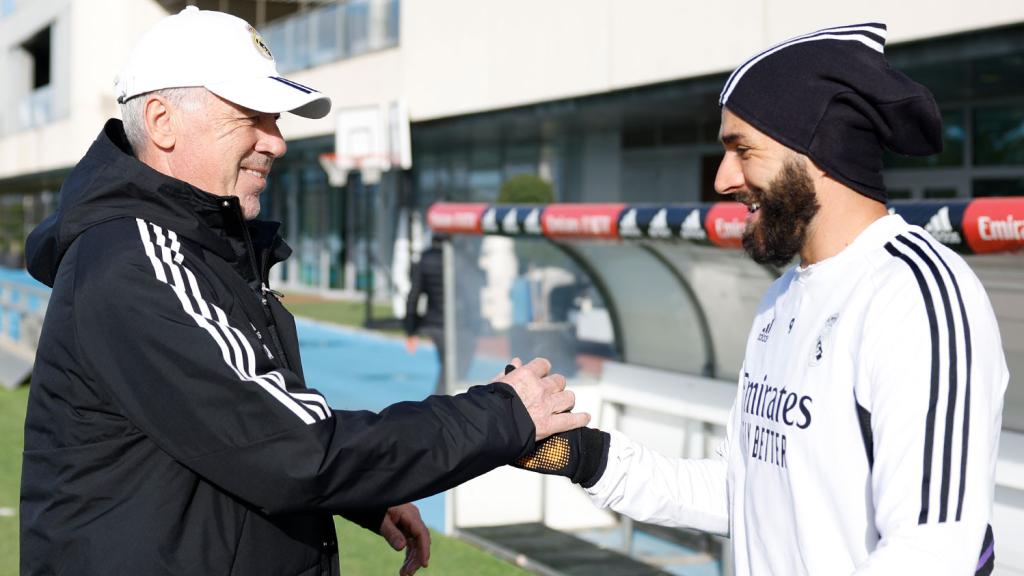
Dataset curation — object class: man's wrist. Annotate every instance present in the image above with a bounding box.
[513,427,611,487]
[574,427,611,488]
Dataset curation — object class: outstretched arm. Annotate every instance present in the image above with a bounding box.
[513,427,730,535]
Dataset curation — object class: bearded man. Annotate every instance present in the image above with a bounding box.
[511,23,1008,575]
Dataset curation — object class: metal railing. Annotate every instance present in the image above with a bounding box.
[0,272,49,388]
[16,84,54,132]
[262,0,400,74]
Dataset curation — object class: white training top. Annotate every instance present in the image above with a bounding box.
[586,215,1008,575]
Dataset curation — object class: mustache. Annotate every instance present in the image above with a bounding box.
[241,154,273,171]
[734,189,763,206]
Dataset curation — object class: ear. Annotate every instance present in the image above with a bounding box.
[143,95,176,151]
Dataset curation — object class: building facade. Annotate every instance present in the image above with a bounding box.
[2,0,1024,283]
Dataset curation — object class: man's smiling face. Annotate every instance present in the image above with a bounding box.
[715,108,821,267]
[172,91,287,220]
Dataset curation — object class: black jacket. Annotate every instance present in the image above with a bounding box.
[20,120,535,575]
[404,246,444,335]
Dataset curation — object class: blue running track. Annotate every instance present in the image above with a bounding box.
[295,318,450,530]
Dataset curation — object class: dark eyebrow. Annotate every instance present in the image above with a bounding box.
[720,133,743,145]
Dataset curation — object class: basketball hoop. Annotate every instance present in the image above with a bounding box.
[318,152,392,186]
[318,101,411,187]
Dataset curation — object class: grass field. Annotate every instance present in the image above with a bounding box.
[0,293,529,576]
[283,294,402,334]
[0,388,527,576]
[0,386,26,576]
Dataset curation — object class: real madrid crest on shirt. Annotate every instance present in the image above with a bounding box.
[809,313,839,367]
[248,25,274,60]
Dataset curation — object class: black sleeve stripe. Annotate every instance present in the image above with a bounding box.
[911,231,974,522]
[896,234,960,523]
[884,241,940,525]
[856,400,874,469]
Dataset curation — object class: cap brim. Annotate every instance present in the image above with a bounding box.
[206,76,332,119]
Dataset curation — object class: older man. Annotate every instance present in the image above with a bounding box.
[20,7,586,576]
[515,23,1007,575]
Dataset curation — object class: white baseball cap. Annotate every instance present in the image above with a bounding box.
[115,6,331,119]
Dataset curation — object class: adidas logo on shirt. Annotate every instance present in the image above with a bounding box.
[924,206,962,245]
[757,318,775,343]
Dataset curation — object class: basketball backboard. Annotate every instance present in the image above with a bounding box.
[319,100,411,186]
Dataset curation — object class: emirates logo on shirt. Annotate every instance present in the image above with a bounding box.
[740,372,815,470]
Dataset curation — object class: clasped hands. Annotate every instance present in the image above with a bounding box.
[500,357,609,487]
[377,357,590,575]
[494,357,590,441]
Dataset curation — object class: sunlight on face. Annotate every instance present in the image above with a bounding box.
[172,93,286,220]
[715,109,820,266]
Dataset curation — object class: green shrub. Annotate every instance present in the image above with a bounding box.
[497,174,554,205]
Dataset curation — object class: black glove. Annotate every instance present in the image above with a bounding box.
[513,426,611,488]
[501,363,611,488]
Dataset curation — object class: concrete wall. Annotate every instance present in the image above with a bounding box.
[397,0,1024,121]
[4,0,1024,179]
[0,0,166,180]
[282,0,1024,135]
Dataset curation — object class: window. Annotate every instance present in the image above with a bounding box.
[344,0,370,56]
[924,188,959,199]
[23,26,51,89]
[468,147,501,202]
[312,3,341,66]
[973,105,1024,166]
[16,24,55,130]
[972,178,1024,197]
[262,0,399,74]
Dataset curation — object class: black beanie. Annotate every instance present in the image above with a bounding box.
[719,23,943,202]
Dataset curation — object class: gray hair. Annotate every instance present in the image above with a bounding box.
[119,87,208,154]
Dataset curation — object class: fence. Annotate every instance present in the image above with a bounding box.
[0,268,48,388]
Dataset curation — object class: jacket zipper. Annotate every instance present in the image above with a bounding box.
[222,199,288,364]
[261,283,284,303]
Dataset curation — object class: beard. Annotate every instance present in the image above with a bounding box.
[738,158,820,268]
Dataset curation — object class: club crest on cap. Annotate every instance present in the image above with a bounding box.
[248,25,273,60]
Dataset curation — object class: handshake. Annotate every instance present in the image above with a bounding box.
[494,358,611,488]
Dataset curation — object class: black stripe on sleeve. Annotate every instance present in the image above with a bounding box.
[897,234,959,523]
[884,241,940,524]
[912,231,974,521]
[856,401,874,469]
